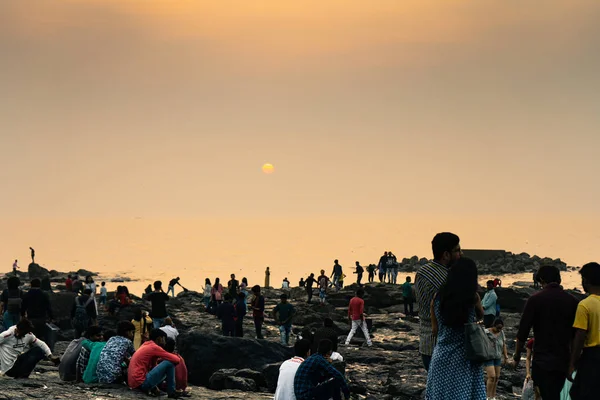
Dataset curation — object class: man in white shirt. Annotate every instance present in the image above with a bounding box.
[0,319,60,378]
[274,339,311,400]
[159,317,179,341]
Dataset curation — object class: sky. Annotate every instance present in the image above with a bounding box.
[0,1,598,286]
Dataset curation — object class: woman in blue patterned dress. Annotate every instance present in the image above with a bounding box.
[425,257,486,400]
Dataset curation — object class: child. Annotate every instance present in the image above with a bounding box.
[99,282,107,306]
[525,338,541,400]
[273,294,295,346]
[217,293,236,336]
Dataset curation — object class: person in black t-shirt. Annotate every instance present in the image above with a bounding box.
[145,281,170,329]
[217,293,236,337]
[167,277,181,297]
[305,273,316,304]
[354,262,364,286]
[228,274,239,299]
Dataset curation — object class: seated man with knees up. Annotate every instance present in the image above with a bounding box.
[0,319,60,378]
[128,329,182,398]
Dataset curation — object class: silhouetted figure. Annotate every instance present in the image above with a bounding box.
[29,248,35,264]
[12,260,18,276]
[265,267,271,288]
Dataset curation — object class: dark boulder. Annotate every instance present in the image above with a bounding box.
[178,332,293,386]
[28,263,50,279]
[262,362,283,393]
[48,292,77,329]
[208,370,258,392]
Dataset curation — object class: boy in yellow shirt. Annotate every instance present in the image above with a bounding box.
[569,261,600,399]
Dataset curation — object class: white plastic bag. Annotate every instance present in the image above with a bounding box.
[560,372,576,400]
[522,378,535,400]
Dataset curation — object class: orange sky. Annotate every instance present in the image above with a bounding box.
[0,1,598,283]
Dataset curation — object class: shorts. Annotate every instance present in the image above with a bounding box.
[319,289,326,299]
[484,359,501,367]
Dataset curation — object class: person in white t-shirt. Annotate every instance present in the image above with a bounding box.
[274,339,311,400]
[159,317,179,341]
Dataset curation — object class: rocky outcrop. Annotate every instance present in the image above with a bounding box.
[27,263,50,279]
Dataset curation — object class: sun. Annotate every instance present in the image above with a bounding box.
[262,163,275,174]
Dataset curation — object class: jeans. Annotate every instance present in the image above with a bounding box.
[332,274,341,288]
[306,287,313,303]
[379,271,385,282]
[386,269,393,282]
[421,354,432,371]
[140,360,176,394]
[279,324,292,345]
[153,317,166,329]
[203,296,210,309]
[254,317,264,339]
[5,346,46,379]
[356,273,363,286]
[403,299,414,316]
[368,273,374,283]
[391,269,398,284]
[167,286,175,297]
[3,312,20,330]
[99,295,107,305]
[312,377,347,400]
[345,319,372,346]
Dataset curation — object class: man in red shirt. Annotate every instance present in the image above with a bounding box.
[344,288,372,347]
[65,275,73,292]
[128,329,182,398]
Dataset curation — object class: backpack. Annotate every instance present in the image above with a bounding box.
[6,290,23,314]
[72,296,93,332]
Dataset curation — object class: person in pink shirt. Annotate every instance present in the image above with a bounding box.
[344,288,372,347]
[128,329,183,398]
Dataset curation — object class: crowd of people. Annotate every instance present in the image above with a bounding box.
[3,238,600,400]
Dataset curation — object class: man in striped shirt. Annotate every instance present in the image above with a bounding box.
[415,232,462,371]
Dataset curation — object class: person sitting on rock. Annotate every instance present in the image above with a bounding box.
[294,339,350,400]
[217,293,236,337]
[128,329,183,398]
[163,338,188,394]
[344,288,372,347]
[482,280,498,328]
[282,277,291,289]
[273,293,296,346]
[97,321,136,384]
[317,270,330,305]
[0,319,60,378]
[275,339,311,400]
[160,317,179,341]
[60,325,102,382]
[80,329,116,384]
[311,318,339,356]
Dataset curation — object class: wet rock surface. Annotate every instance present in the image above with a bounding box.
[1,269,549,399]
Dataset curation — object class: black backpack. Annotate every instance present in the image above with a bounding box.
[6,290,23,314]
[72,296,93,332]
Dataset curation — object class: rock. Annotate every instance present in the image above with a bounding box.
[75,269,97,277]
[235,368,267,389]
[28,263,50,279]
[178,332,293,386]
[262,362,283,393]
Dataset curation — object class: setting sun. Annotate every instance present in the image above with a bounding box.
[262,163,275,174]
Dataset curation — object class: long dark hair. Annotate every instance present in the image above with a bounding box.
[439,257,479,327]
[214,278,220,289]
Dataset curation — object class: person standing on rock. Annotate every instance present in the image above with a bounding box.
[265,267,271,288]
[20,278,53,347]
[367,264,376,283]
[483,318,508,400]
[12,260,18,276]
[330,260,343,290]
[354,262,364,286]
[305,273,316,304]
[402,276,415,317]
[131,308,153,350]
[235,292,247,337]
[1,276,23,330]
[568,262,600,399]
[228,274,239,299]
[0,319,60,379]
[29,247,35,264]
[344,288,372,347]
[317,270,330,305]
[273,293,296,346]
[145,281,170,329]
[71,288,97,339]
[378,252,388,283]
[387,251,397,284]
[415,232,461,371]
[511,264,578,400]
[294,339,350,400]
[482,280,498,328]
[203,278,212,310]
[251,285,265,339]
[275,339,312,400]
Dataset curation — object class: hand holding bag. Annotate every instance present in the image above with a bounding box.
[464,322,496,362]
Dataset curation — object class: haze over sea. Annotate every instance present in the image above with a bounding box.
[2,214,596,294]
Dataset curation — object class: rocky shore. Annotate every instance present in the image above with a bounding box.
[0,259,584,399]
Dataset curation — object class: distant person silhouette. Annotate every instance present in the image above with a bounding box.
[265,267,271,288]
[12,260,18,276]
[29,247,35,264]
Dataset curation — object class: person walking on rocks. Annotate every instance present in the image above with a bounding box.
[251,285,265,339]
[265,267,271,288]
[344,288,372,347]
[511,265,578,400]
[425,257,485,400]
[167,277,181,297]
[484,318,508,400]
[378,252,388,283]
[354,262,364,286]
[273,293,296,346]
[482,280,498,328]
[415,232,461,371]
[275,339,311,400]
[145,281,170,329]
[568,262,600,399]
[317,270,330,305]
[387,251,397,284]
[12,260,18,276]
[305,273,316,304]
[402,276,415,317]
[330,260,343,290]
[367,264,376,283]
